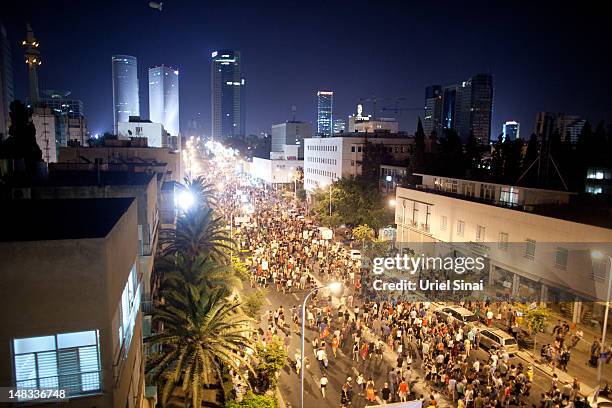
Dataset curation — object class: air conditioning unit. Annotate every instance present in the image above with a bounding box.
[11,187,31,199]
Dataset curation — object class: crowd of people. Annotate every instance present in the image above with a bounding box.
[209,169,598,408]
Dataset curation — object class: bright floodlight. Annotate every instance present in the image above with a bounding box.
[328,282,343,294]
[592,250,604,260]
[389,199,396,207]
[177,190,195,211]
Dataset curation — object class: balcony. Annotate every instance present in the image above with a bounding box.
[419,223,430,233]
[15,370,102,401]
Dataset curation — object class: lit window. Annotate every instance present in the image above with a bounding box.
[13,330,101,399]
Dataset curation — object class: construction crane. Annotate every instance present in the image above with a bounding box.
[358,96,422,118]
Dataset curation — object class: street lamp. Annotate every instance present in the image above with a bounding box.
[176,190,195,211]
[300,282,343,408]
[591,250,612,390]
[389,199,396,207]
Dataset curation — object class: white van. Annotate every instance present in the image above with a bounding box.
[478,328,519,355]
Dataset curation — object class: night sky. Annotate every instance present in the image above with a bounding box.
[3,0,612,138]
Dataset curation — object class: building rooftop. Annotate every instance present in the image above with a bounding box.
[0,198,135,242]
[12,171,156,188]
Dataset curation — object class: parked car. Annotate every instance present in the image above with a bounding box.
[435,306,480,328]
[478,328,519,355]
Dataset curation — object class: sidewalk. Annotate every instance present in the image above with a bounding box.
[515,350,593,397]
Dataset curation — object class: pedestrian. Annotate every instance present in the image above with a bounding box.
[320,374,328,398]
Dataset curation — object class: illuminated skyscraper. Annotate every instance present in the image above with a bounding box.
[317,91,333,136]
[502,120,520,141]
[0,23,14,138]
[211,50,245,139]
[431,73,493,144]
[148,65,179,136]
[423,85,443,137]
[112,55,139,134]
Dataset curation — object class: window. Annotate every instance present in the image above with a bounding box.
[351,146,355,152]
[117,263,140,360]
[476,225,485,242]
[457,220,465,237]
[555,247,568,270]
[440,216,447,231]
[357,146,362,153]
[592,259,607,282]
[480,184,495,200]
[500,187,518,206]
[499,232,509,250]
[13,330,101,400]
[525,239,536,260]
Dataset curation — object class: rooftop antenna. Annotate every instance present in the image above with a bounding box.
[291,105,296,122]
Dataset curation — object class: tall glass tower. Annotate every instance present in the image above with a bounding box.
[112,55,139,134]
[148,65,179,136]
[211,50,245,140]
[317,91,333,136]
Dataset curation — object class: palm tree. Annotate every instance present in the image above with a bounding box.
[184,176,218,210]
[160,207,234,263]
[147,287,255,407]
[156,253,242,298]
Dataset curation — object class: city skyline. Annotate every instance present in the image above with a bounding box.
[2,1,612,138]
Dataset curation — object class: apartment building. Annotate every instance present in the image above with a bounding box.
[303,133,413,192]
[0,198,144,407]
[394,173,612,325]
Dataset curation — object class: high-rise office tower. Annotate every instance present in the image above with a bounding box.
[535,112,585,144]
[112,55,139,134]
[468,73,494,144]
[211,50,245,140]
[441,85,457,131]
[149,65,179,137]
[502,120,520,141]
[423,85,443,137]
[22,23,41,106]
[0,23,14,138]
[333,118,346,134]
[317,91,333,136]
[432,73,493,144]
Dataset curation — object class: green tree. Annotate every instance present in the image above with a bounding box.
[413,117,426,173]
[463,130,482,175]
[519,304,549,355]
[226,391,277,408]
[242,288,267,319]
[352,224,374,249]
[184,176,218,209]
[147,288,255,407]
[311,176,391,229]
[160,207,234,263]
[254,337,287,391]
[155,253,242,298]
[0,100,42,173]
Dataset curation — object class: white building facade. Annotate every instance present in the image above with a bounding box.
[117,121,168,148]
[303,135,413,192]
[31,107,57,163]
[394,174,612,324]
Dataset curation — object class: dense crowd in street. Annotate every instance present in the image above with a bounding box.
[204,157,603,408]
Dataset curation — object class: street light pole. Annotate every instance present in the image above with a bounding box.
[328,184,332,218]
[300,282,342,408]
[596,254,612,388]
